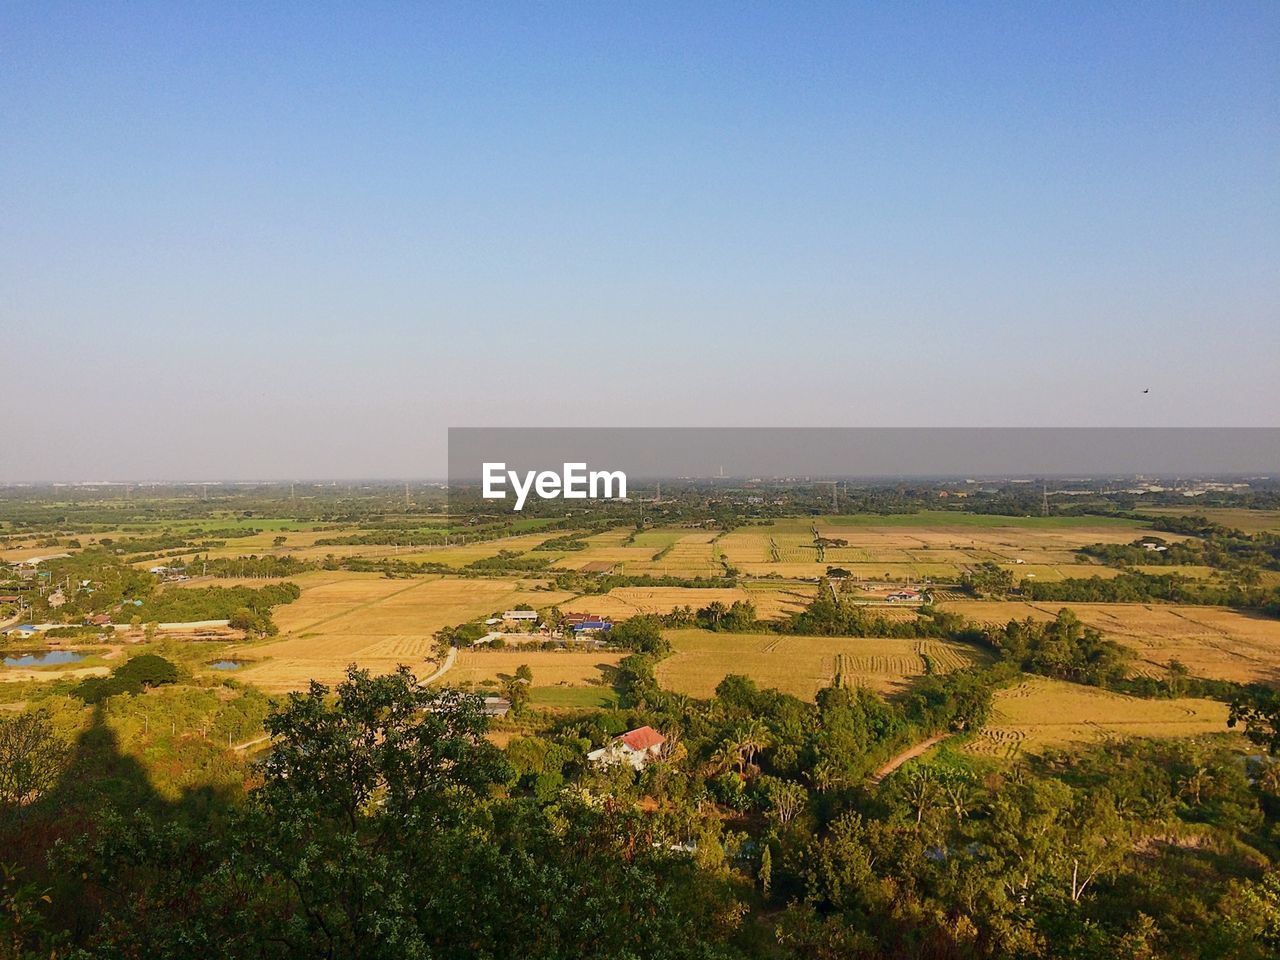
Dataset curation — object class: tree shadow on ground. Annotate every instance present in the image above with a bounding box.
[2,700,243,947]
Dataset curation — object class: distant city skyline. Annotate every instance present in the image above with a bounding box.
[3,2,1277,480]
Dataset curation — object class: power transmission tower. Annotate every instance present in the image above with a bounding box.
[1042,483,1049,517]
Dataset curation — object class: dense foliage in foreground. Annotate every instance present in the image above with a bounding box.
[3,659,1279,959]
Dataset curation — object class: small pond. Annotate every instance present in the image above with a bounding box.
[3,650,87,667]
[209,660,245,671]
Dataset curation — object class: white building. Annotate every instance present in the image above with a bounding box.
[588,726,666,771]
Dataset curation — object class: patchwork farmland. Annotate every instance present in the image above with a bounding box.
[717,513,1166,584]
[232,572,575,692]
[12,508,1277,733]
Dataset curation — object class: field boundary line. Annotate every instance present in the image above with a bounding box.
[287,577,436,634]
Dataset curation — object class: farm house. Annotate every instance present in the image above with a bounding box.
[588,726,666,771]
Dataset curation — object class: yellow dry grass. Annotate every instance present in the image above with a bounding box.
[0,665,109,684]
[447,648,623,690]
[656,630,986,701]
[550,529,663,572]
[0,544,71,564]
[939,600,1280,685]
[391,532,567,566]
[966,677,1230,757]
[234,572,575,692]
[559,584,814,622]
[716,518,1163,583]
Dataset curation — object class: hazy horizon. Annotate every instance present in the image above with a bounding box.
[4,3,1277,481]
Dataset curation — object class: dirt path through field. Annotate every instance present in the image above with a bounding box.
[423,646,457,685]
[871,734,947,783]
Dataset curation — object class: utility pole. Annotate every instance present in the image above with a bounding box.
[1042,483,1049,517]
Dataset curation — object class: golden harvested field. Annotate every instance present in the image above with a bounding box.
[939,600,1280,685]
[966,677,1231,757]
[0,543,73,563]
[0,665,109,684]
[656,630,988,701]
[1133,564,1220,580]
[716,515,1163,583]
[391,532,567,566]
[559,584,815,621]
[543,527,729,578]
[447,648,623,695]
[234,572,575,692]
[550,528,680,573]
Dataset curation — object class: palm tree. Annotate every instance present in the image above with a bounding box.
[1179,767,1214,807]
[736,719,772,770]
[902,767,938,825]
[708,742,738,776]
[808,758,845,794]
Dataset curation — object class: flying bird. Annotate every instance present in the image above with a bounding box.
[1142,388,1150,394]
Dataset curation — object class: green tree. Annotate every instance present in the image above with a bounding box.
[245,667,508,957]
[0,711,67,810]
[1229,686,1280,753]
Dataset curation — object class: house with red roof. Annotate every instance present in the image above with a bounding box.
[587,725,666,771]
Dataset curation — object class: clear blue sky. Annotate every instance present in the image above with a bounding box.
[3,2,1277,479]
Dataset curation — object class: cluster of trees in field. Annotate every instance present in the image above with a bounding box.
[978,609,1131,686]
[957,557,1280,615]
[1082,516,1280,573]
[186,554,317,578]
[463,550,556,573]
[532,532,594,551]
[1023,570,1280,613]
[129,583,301,636]
[312,516,576,549]
[555,571,739,593]
[75,652,180,703]
[1079,536,1209,567]
[961,560,1017,597]
[98,528,259,555]
[314,529,459,547]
